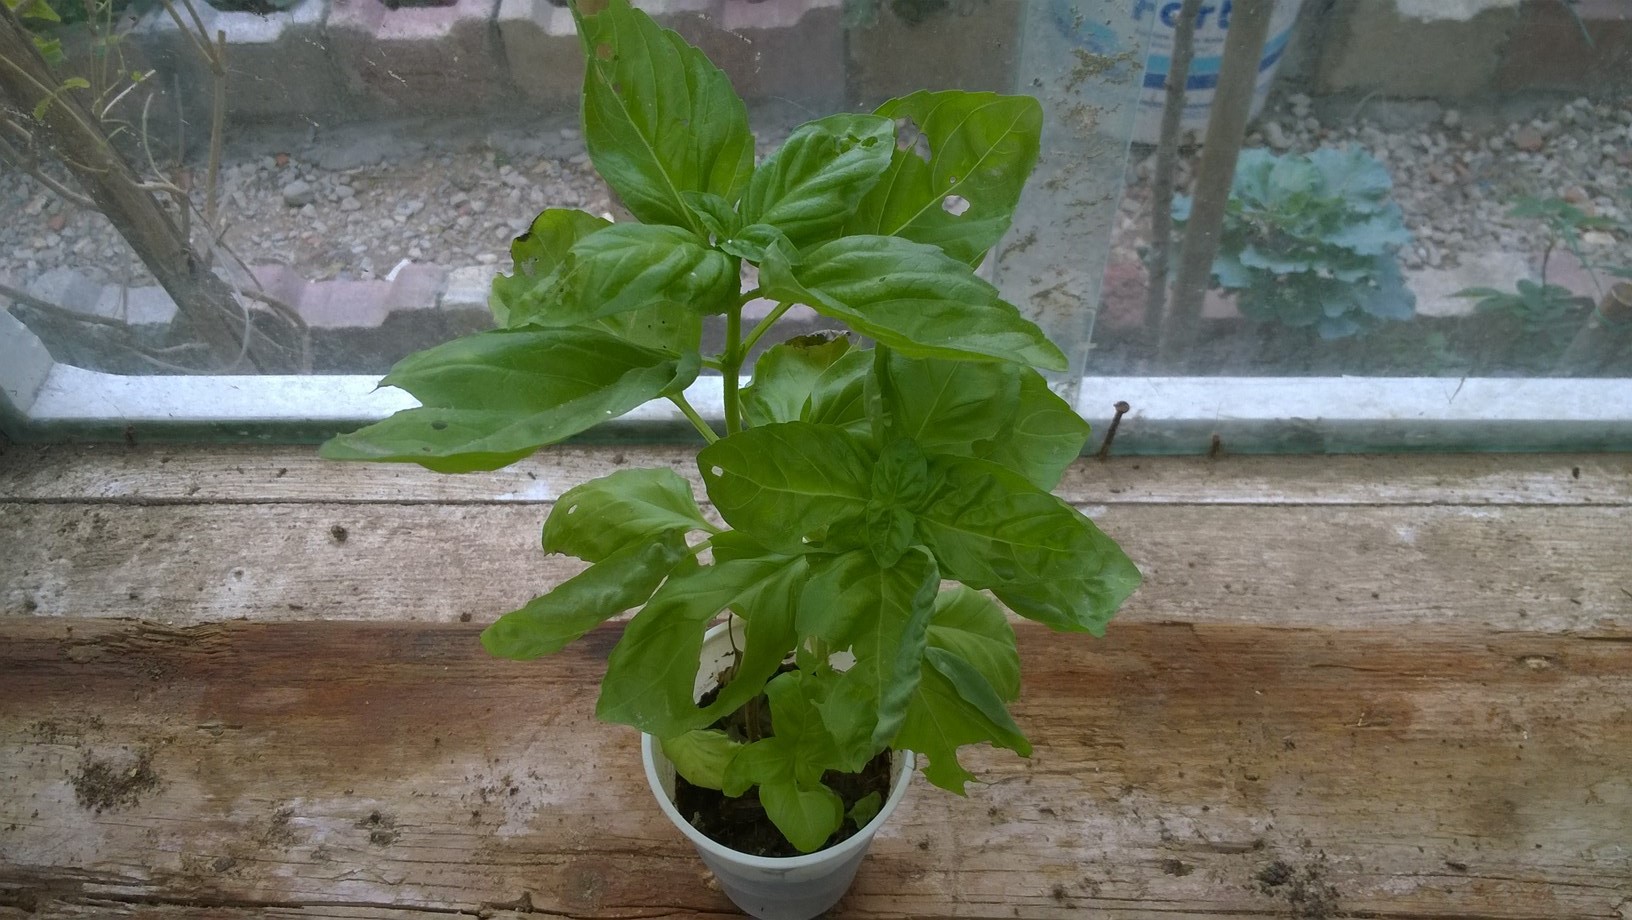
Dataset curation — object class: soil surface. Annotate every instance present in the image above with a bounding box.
[674,749,893,859]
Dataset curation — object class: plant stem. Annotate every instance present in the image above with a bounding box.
[1159,0,1273,368]
[669,393,719,443]
[722,305,743,435]
[740,300,793,356]
[1143,0,1203,341]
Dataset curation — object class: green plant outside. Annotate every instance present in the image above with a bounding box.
[322,0,1139,855]
[1175,146,1415,339]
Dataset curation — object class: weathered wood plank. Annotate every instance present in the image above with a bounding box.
[4,443,1629,507]
[3,501,1629,635]
[2,617,1628,920]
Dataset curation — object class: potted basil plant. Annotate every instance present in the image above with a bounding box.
[322,1,1140,916]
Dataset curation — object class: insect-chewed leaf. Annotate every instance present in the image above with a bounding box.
[796,548,937,766]
[744,113,895,249]
[845,91,1041,265]
[318,328,698,472]
[490,208,609,327]
[895,647,1030,794]
[574,0,754,231]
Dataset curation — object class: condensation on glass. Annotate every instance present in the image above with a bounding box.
[1,0,1629,394]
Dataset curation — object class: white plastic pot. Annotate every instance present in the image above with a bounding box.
[640,620,916,920]
[1132,0,1307,143]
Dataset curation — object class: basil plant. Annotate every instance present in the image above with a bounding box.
[323,0,1140,853]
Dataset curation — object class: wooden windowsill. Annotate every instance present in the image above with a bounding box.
[2,445,1629,919]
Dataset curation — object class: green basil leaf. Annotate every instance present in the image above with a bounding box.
[719,671,847,853]
[491,208,609,327]
[744,113,895,249]
[319,328,697,472]
[916,455,1140,632]
[846,91,1042,264]
[514,223,738,326]
[575,0,754,231]
[588,298,704,357]
[720,222,792,262]
[683,191,741,241]
[927,587,1020,701]
[870,438,930,507]
[877,352,1018,455]
[896,646,1031,794]
[479,533,688,660]
[971,368,1090,491]
[798,548,938,765]
[698,422,874,553]
[756,780,844,854]
[698,552,811,723]
[597,554,792,735]
[660,729,742,791]
[742,333,859,427]
[760,235,1067,370]
[848,791,882,829]
[543,467,712,563]
[863,500,915,568]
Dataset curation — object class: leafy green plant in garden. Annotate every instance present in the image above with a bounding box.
[321,0,1138,855]
[1452,192,1631,348]
[1174,146,1415,339]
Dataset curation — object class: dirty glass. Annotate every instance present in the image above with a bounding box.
[2,0,1630,445]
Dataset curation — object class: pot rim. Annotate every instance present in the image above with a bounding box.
[639,622,917,870]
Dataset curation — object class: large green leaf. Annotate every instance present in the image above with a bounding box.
[896,646,1031,793]
[846,91,1042,264]
[759,236,1066,370]
[698,551,811,723]
[480,533,688,660]
[744,113,895,249]
[660,729,742,791]
[742,334,849,427]
[876,352,1018,455]
[916,455,1140,633]
[491,208,610,327]
[597,554,793,735]
[319,328,697,473]
[720,672,848,853]
[543,467,712,563]
[926,587,1020,701]
[797,548,938,766]
[575,0,754,231]
[697,422,874,553]
[971,368,1090,491]
[512,223,738,326]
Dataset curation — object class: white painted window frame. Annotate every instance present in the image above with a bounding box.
[4,311,1630,453]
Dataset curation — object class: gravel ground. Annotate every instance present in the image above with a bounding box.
[1112,92,1632,284]
[1,108,803,292]
[4,94,1629,307]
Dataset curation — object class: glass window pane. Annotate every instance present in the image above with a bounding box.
[3,0,1630,449]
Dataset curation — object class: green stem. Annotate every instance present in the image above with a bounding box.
[668,393,719,444]
[723,304,743,435]
[741,300,794,357]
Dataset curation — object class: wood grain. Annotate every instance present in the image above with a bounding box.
[4,443,1629,507]
[2,617,1628,920]
[1,501,1629,635]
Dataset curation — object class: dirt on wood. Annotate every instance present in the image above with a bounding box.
[70,747,161,813]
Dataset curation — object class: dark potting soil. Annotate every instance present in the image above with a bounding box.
[672,667,895,858]
[672,748,893,859]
